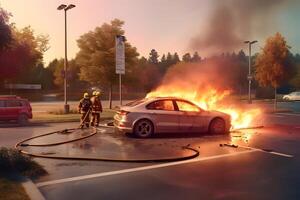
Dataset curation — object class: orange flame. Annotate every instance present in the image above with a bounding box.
[146,85,261,130]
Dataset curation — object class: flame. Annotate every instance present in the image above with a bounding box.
[146,85,261,130]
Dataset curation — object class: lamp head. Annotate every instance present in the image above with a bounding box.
[66,4,76,10]
[57,4,67,10]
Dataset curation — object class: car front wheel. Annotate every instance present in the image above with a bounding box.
[133,119,154,138]
[209,118,226,135]
[18,114,28,126]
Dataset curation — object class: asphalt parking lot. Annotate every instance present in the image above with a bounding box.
[1,113,300,200]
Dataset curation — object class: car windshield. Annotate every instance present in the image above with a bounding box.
[125,99,146,107]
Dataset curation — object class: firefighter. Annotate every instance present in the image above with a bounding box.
[90,91,103,127]
[78,92,92,128]
[90,91,97,126]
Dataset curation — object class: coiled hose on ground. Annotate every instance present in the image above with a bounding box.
[15,125,200,163]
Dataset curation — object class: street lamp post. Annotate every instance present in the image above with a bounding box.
[57,4,76,114]
[244,40,257,104]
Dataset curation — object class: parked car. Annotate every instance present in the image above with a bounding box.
[0,95,32,125]
[114,97,231,138]
[283,92,300,101]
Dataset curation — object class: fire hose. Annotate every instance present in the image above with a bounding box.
[15,126,200,163]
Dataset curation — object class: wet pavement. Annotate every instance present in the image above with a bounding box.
[1,113,300,199]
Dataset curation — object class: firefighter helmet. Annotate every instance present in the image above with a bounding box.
[83,92,89,98]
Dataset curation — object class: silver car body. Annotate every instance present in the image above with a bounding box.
[114,97,231,134]
[283,92,300,101]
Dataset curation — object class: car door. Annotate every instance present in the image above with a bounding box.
[5,100,21,119]
[296,92,300,100]
[0,100,5,120]
[146,100,179,133]
[175,100,206,132]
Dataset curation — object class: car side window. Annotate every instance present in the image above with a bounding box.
[176,101,200,112]
[0,100,5,107]
[146,100,175,111]
[6,100,22,107]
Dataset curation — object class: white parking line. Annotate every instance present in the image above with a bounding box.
[272,115,285,118]
[238,145,294,158]
[274,113,300,117]
[36,150,258,188]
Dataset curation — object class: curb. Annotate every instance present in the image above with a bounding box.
[22,178,45,200]
[29,117,114,125]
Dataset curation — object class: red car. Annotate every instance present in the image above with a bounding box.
[0,95,32,125]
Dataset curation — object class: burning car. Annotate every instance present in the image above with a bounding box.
[114,97,231,138]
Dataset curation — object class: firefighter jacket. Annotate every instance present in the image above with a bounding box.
[90,96,103,113]
[78,98,92,113]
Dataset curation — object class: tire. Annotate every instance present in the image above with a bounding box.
[209,118,227,135]
[133,119,154,138]
[283,97,289,101]
[18,114,28,126]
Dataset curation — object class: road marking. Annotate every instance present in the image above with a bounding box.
[36,150,258,188]
[274,113,300,117]
[272,115,285,118]
[238,145,294,158]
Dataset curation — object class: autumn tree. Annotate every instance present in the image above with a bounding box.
[0,7,12,51]
[0,6,49,90]
[255,33,295,109]
[76,19,139,107]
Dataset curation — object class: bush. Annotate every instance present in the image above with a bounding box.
[0,148,10,170]
[0,148,47,178]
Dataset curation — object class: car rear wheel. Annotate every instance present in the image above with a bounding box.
[18,114,28,126]
[134,119,154,138]
[209,118,226,135]
[283,97,290,101]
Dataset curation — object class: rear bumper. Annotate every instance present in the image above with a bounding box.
[113,115,133,133]
[114,121,133,133]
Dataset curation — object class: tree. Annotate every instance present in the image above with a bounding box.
[0,7,12,51]
[52,58,84,89]
[173,52,180,63]
[0,25,49,85]
[148,49,159,64]
[290,65,300,89]
[76,19,139,108]
[161,54,166,63]
[135,57,162,92]
[191,51,201,62]
[182,53,192,62]
[165,52,172,66]
[255,33,295,109]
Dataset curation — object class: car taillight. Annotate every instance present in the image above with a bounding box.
[119,110,130,116]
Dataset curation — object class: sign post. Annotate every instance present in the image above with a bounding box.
[115,35,125,106]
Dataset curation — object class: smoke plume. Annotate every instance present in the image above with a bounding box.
[189,0,291,55]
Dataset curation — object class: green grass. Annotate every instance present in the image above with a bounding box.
[0,177,30,200]
[48,108,79,115]
[32,109,116,123]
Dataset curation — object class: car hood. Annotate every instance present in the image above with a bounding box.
[206,110,231,118]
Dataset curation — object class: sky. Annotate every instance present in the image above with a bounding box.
[1,0,300,65]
